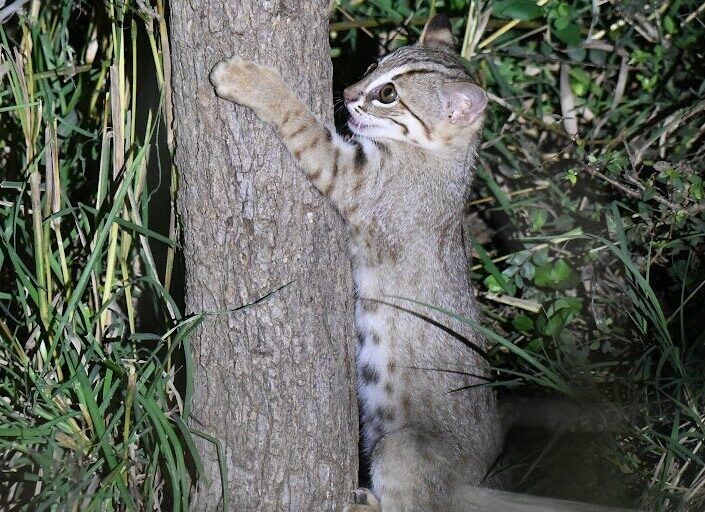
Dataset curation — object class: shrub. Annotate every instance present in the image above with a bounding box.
[330,1,705,509]
[0,2,213,510]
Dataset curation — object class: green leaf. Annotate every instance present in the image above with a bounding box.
[475,241,517,295]
[513,314,534,332]
[532,248,550,266]
[552,296,583,313]
[520,261,535,280]
[554,16,570,31]
[553,21,581,46]
[532,209,548,230]
[534,259,579,289]
[484,275,504,294]
[537,309,571,337]
[565,168,578,185]
[493,0,544,20]
[526,338,544,352]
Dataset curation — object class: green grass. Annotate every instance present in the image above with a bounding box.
[0,2,216,510]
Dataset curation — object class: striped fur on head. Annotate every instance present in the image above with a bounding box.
[343,15,488,150]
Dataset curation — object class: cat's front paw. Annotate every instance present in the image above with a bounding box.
[210,56,281,109]
[342,488,380,512]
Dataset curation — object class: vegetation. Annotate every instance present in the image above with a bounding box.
[0,1,215,510]
[1,0,703,510]
[332,1,704,509]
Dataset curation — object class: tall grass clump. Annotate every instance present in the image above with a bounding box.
[0,1,214,510]
[331,1,705,509]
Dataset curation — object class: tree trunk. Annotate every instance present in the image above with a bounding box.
[169,2,358,511]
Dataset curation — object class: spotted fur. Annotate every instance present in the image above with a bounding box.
[210,14,502,512]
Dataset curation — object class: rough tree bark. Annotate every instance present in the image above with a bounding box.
[169,2,358,511]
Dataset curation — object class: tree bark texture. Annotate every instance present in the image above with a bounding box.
[169,2,358,511]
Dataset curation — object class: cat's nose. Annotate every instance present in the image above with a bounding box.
[343,87,360,104]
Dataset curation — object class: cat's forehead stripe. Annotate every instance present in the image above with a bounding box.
[370,54,470,90]
[390,67,469,82]
[384,46,467,66]
[365,66,467,93]
[365,66,415,92]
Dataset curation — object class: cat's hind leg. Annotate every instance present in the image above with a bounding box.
[343,488,380,512]
[368,430,454,512]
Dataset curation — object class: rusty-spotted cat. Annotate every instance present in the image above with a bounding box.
[210,14,502,512]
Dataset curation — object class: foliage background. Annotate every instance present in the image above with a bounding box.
[0,1,206,510]
[330,0,705,509]
[0,0,703,510]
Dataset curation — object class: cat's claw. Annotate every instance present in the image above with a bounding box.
[343,488,380,512]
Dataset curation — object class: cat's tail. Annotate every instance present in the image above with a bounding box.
[499,395,628,435]
[453,486,639,512]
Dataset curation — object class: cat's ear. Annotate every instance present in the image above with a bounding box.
[419,14,454,49]
[441,82,488,126]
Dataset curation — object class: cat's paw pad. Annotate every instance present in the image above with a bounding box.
[209,56,248,101]
[342,488,380,512]
[210,56,241,86]
[210,56,279,106]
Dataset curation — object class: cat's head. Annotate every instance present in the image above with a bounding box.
[343,14,487,149]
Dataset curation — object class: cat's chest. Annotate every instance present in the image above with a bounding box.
[355,300,409,448]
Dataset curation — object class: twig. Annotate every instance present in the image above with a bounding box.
[383,10,416,51]
[487,92,573,140]
[666,278,705,324]
[583,165,641,199]
[467,182,550,206]
[478,19,520,49]
[621,12,659,43]
[623,173,705,215]
[462,1,491,58]
[484,293,542,313]
[593,51,629,136]
[32,64,93,80]
[684,2,705,24]
[335,6,375,39]
[477,0,550,49]
[559,64,578,138]
[584,164,705,216]
[0,0,30,23]
[471,228,584,271]
[328,16,541,34]
[634,103,705,164]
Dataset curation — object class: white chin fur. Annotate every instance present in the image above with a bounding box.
[349,120,407,142]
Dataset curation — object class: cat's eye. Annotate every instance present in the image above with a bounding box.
[377,83,398,104]
[364,62,378,76]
